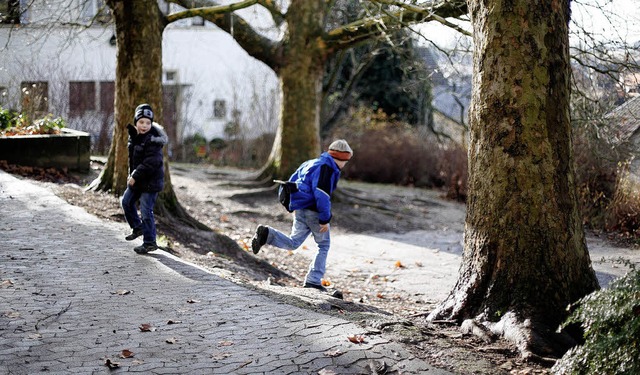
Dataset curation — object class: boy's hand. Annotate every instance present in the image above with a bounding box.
[127,176,135,186]
[319,223,329,233]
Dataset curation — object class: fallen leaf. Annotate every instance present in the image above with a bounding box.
[220,215,229,222]
[211,352,232,360]
[166,337,178,344]
[323,349,344,357]
[187,299,200,304]
[347,334,366,344]
[167,320,182,325]
[302,245,309,250]
[139,323,155,332]
[321,279,331,287]
[27,333,42,339]
[120,349,134,358]
[394,260,405,268]
[319,369,338,375]
[239,240,250,251]
[1,280,14,288]
[376,293,385,299]
[111,290,131,295]
[104,358,120,369]
[4,311,20,319]
[415,261,423,267]
[218,340,234,347]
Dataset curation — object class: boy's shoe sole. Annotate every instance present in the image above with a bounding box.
[134,243,158,254]
[303,282,343,299]
[303,282,328,292]
[125,228,143,241]
[251,225,268,254]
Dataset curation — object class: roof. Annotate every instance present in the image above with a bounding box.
[605,95,640,141]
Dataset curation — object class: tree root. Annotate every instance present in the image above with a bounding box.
[455,312,577,365]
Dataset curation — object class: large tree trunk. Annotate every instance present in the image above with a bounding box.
[92,0,164,196]
[428,0,599,360]
[262,0,326,180]
[92,1,207,230]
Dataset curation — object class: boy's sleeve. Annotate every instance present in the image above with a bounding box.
[313,164,334,224]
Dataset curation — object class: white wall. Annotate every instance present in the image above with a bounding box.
[0,0,280,143]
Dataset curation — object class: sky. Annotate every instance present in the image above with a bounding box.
[415,0,640,49]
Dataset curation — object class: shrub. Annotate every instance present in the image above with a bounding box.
[552,268,640,375]
[0,107,18,130]
[328,106,468,201]
[605,162,640,238]
[0,112,66,136]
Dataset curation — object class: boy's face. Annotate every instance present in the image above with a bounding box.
[136,118,152,134]
[334,159,348,170]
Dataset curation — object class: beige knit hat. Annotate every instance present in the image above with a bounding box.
[328,139,353,161]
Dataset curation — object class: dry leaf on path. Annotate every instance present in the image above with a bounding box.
[166,337,178,344]
[211,352,232,360]
[217,340,234,347]
[139,323,155,332]
[394,260,405,268]
[347,334,366,344]
[1,280,14,288]
[120,349,134,358]
[186,299,200,304]
[318,369,338,375]
[111,290,131,295]
[167,320,182,325]
[323,349,344,357]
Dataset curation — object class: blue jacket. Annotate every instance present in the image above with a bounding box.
[127,123,168,193]
[288,152,342,224]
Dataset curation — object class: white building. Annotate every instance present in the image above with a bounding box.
[0,0,280,155]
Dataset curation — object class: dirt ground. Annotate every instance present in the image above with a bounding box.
[16,160,640,375]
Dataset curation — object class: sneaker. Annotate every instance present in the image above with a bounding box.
[303,282,327,292]
[134,243,158,254]
[125,228,143,241]
[251,225,268,254]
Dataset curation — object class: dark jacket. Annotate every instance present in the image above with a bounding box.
[127,123,168,193]
[288,152,342,224]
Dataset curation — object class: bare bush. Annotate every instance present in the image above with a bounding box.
[328,106,468,201]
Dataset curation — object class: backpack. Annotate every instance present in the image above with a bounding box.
[274,180,298,212]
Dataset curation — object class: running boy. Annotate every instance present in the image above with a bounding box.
[251,139,353,293]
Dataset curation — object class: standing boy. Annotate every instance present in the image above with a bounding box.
[251,140,353,294]
[121,103,168,254]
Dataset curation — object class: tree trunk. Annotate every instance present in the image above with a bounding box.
[92,0,164,196]
[428,0,599,360]
[263,0,326,180]
[93,1,206,230]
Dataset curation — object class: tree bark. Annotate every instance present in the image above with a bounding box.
[428,0,599,359]
[93,0,164,196]
[266,0,325,179]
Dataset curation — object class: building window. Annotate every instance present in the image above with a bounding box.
[69,81,96,117]
[81,0,111,23]
[0,0,21,24]
[213,100,226,119]
[164,70,177,83]
[20,81,48,116]
[99,81,114,114]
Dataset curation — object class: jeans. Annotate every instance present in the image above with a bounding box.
[121,187,158,245]
[266,209,330,285]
